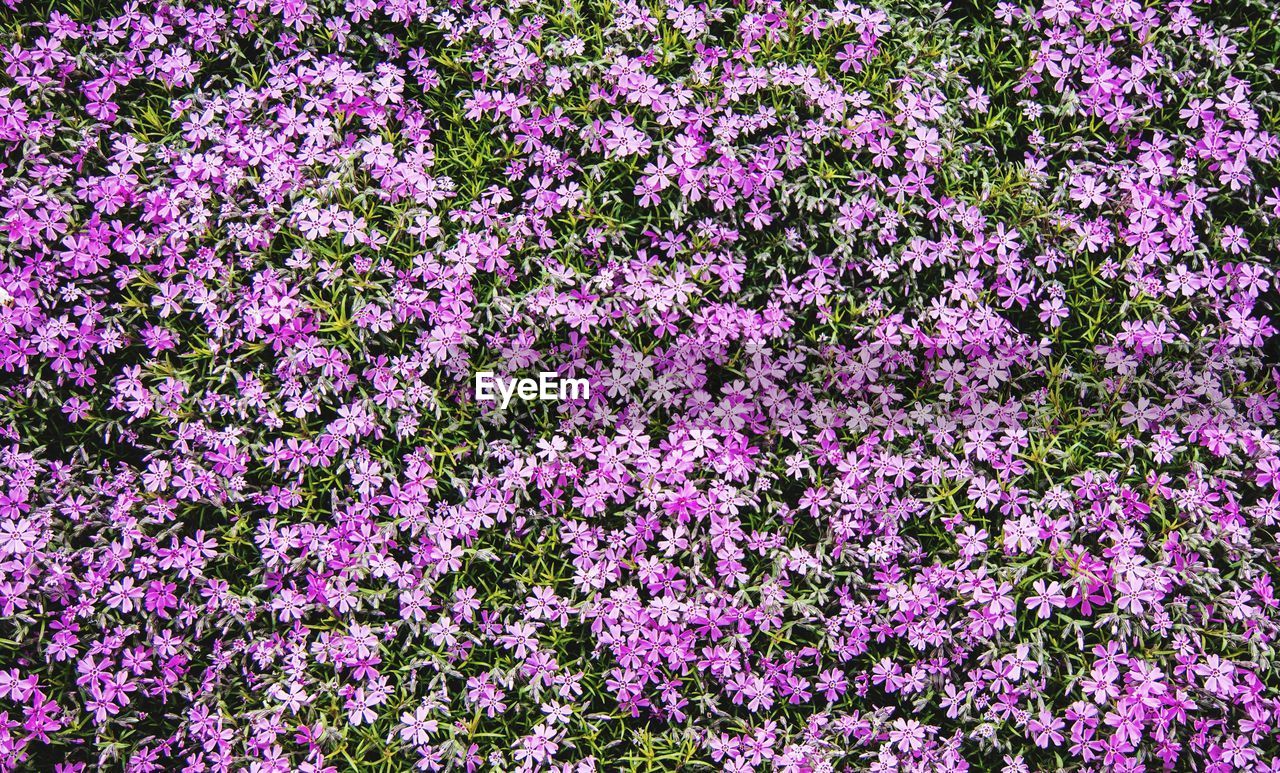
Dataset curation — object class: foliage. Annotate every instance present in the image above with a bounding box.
[0,0,1278,771]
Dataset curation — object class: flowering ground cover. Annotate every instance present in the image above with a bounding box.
[0,0,1279,770]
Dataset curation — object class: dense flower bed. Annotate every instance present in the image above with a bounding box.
[0,0,1278,770]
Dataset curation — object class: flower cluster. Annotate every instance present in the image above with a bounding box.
[0,0,1277,771]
